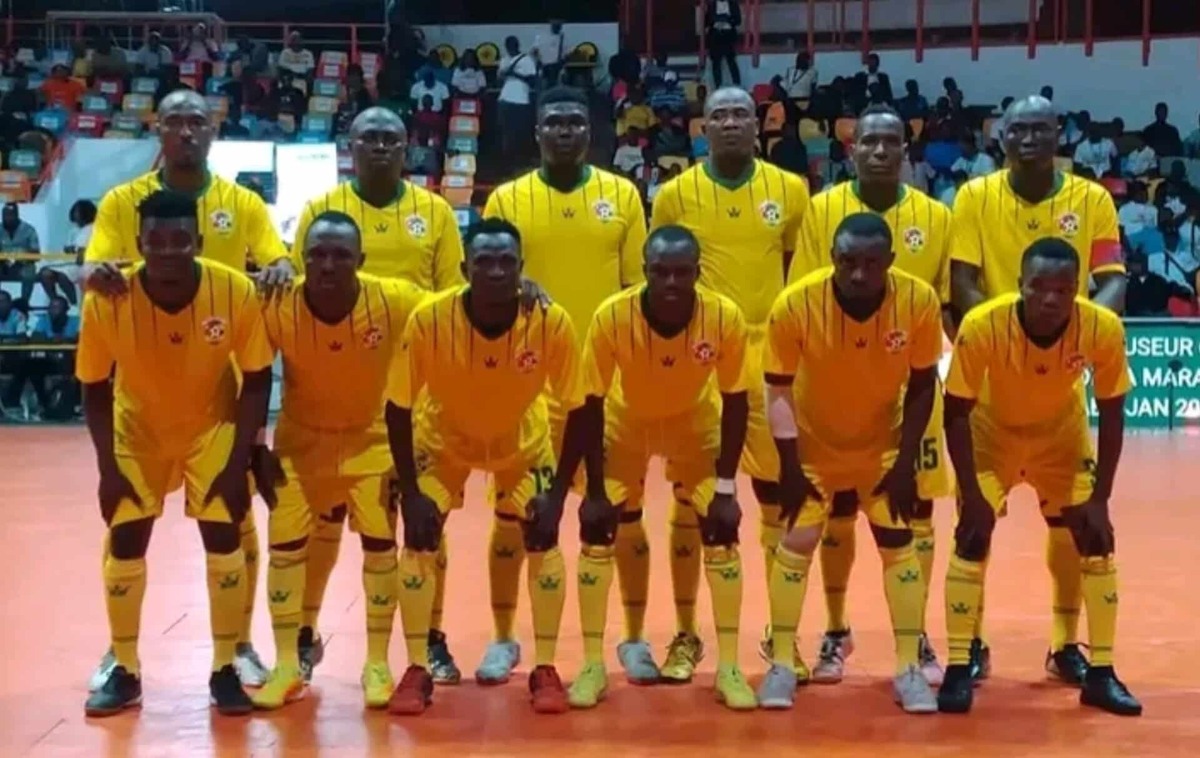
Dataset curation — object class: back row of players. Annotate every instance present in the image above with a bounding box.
[76,86,1140,719]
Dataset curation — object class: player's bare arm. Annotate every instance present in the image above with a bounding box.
[205,368,272,523]
[950,261,987,316]
[82,380,140,524]
[875,366,937,524]
[1090,271,1127,316]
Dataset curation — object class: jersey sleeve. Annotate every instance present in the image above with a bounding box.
[84,189,131,264]
[231,284,275,373]
[288,200,316,269]
[787,196,824,285]
[1088,188,1124,274]
[764,290,803,377]
[943,314,989,400]
[582,310,618,397]
[546,310,585,412]
[949,182,984,268]
[482,185,507,219]
[619,185,648,287]
[432,199,466,291]
[385,279,429,334]
[387,313,427,409]
[244,190,288,268]
[909,284,944,370]
[1090,310,1133,400]
[716,300,748,393]
[75,294,115,383]
[781,170,810,255]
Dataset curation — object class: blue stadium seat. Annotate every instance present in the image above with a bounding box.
[296,132,326,144]
[301,114,333,134]
[446,135,477,154]
[8,149,42,177]
[206,77,231,95]
[131,77,158,95]
[33,108,68,135]
[691,135,709,158]
[925,141,964,172]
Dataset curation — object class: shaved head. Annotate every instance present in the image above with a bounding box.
[1004,95,1055,124]
[350,107,408,139]
[157,89,213,170]
[349,107,407,182]
[158,89,209,120]
[703,86,754,118]
[1002,94,1058,172]
[703,87,758,163]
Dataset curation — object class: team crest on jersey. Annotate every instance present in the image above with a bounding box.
[692,340,717,365]
[1057,212,1081,238]
[1064,352,1087,373]
[405,214,428,239]
[903,227,926,253]
[515,349,540,373]
[201,316,227,345]
[210,209,234,235]
[883,329,908,354]
[592,199,616,223]
[362,326,384,349]
[759,200,782,227]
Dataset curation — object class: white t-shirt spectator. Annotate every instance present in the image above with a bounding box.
[278,47,315,76]
[136,43,173,72]
[451,67,487,95]
[783,66,817,99]
[900,160,936,194]
[951,152,997,179]
[939,185,960,207]
[1178,219,1200,257]
[1125,145,1157,177]
[1073,138,1117,177]
[989,118,1005,152]
[498,53,538,105]
[534,31,565,66]
[1117,201,1159,235]
[410,80,451,112]
[613,144,645,175]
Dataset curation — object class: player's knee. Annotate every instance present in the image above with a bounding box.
[198,521,241,554]
[271,537,308,552]
[579,512,618,547]
[1067,523,1115,558]
[912,498,934,521]
[751,478,778,505]
[699,518,738,548]
[109,519,154,560]
[780,524,822,556]
[954,533,991,563]
[361,535,395,552]
[869,525,912,550]
[829,489,858,519]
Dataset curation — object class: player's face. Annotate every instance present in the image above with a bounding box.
[1019,258,1077,333]
[1003,109,1057,170]
[831,233,894,300]
[644,242,700,308]
[537,102,590,166]
[304,223,363,292]
[159,101,213,170]
[139,217,201,285]
[352,120,406,177]
[464,233,522,302]
[853,114,904,182]
[704,93,757,159]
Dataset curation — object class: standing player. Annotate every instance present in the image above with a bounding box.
[78,190,274,716]
[949,95,1126,685]
[569,226,755,710]
[786,104,952,685]
[482,86,651,684]
[650,86,810,682]
[287,106,466,685]
[757,213,941,713]
[250,211,427,709]
[385,219,593,715]
[83,89,294,690]
[939,238,1141,716]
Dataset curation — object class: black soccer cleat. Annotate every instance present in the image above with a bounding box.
[968,638,991,685]
[428,629,462,685]
[298,625,325,683]
[209,664,254,716]
[85,665,143,717]
[1046,643,1090,686]
[937,664,975,713]
[1081,666,1143,716]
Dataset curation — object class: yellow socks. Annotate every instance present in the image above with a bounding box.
[669,495,702,635]
[207,549,246,671]
[363,550,398,665]
[527,547,566,667]
[768,545,811,671]
[879,542,924,672]
[488,517,526,641]
[577,545,616,663]
[1081,554,1119,667]
[759,503,784,581]
[703,545,743,667]
[239,514,260,644]
[615,517,650,641]
[430,536,448,632]
[1047,527,1083,651]
[945,554,986,666]
[820,516,857,632]
[302,517,343,629]
[911,517,935,614]
[104,554,147,676]
[266,545,307,670]
[398,548,436,669]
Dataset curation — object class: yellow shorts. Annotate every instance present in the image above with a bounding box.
[971,424,1096,519]
[268,473,397,545]
[416,443,558,521]
[790,452,907,531]
[740,325,779,483]
[915,386,952,501]
[603,407,721,518]
[109,422,236,528]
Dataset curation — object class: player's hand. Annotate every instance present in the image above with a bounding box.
[702,492,742,545]
[206,463,252,523]
[97,464,141,525]
[777,463,821,531]
[1061,497,1115,556]
[525,487,567,552]
[518,276,553,314]
[255,258,296,300]
[84,262,129,296]
[873,462,918,524]
[399,488,443,552]
[249,444,286,509]
[954,491,996,557]
[578,491,619,545]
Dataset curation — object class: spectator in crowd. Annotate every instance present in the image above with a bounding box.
[135,31,173,75]
[940,169,969,206]
[534,20,566,86]
[894,79,928,121]
[1118,182,1159,235]
[952,134,997,178]
[900,141,936,194]
[497,35,538,173]
[768,121,808,176]
[70,38,91,79]
[1155,161,1196,220]
[1,69,37,121]
[650,111,690,161]
[451,50,487,97]
[617,86,656,136]
[181,23,220,63]
[863,52,892,101]
[924,96,966,141]
[1124,137,1157,179]
[271,69,309,119]
[411,68,450,114]
[648,71,687,115]
[1155,226,1200,290]
[335,64,375,129]
[819,139,853,186]
[4,294,79,421]
[782,51,817,101]
[1125,250,1192,316]
[704,0,742,87]
[91,36,128,79]
[153,65,193,107]
[227,36,269,76]
[278,31,315,78]
[415,50,452,87]
[1184,113,1200,159]
[0,288,22,336]
[64,199,95,259]
[608,46,641,91]
[1040,84,1062,114]
[0,203,39,302]
[1143,102,1183,158]
[987,96,1015,154]
[220,68,267,114]
[412,94,447,147]
[688,83,708,118]
[642,52,668,84]
[0,289,27,417]
[42,63,86,111]
[612,131,646,176]
[1176,203,1200,257]
[219,105,252,139]
[1073,123,1118,177]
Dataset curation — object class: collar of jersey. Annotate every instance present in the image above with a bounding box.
[850,180,907,211]
[702,159,756,191]
[1003,169,1066,203]
[156,168,213,198]
[350,178,406,208]
[536,165,593,193]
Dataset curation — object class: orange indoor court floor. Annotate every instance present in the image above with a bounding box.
[1,426,1198,757]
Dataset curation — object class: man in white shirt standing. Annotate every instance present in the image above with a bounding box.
[498,35,540,175]
[534,21,566,87]
[1117,182,1159,235]
[1073,124,1118,178]
[784,51,817,100]
[951,135,997,179]
[278,32,315,78]
[410,70,451,113]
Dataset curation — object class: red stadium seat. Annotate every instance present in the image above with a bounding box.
[452,98,481,116]
[1100,177,1128,198]
[69,112,105,137]
[94,77,125,106]
[762,101,786,134]
[1168,296,1199,317]
[750,83,773,103]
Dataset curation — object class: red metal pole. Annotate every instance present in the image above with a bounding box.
[806,0,815,59]
[1052,0,1060,42]
[752,0,761,67]
[645,0,653,59]
[1084,0,1094,56]
[970,0,980,60]
[1142,0,1152,66]
[350,25,359,63]
[861,0,870,57]
[697,2,706,69]
[1026,0,1037,59]
[915,0,925,62]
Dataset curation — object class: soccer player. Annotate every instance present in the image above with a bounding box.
[83,89,293,690]
[482,85,651,684]
[650,86,810,682]
[569,225,755,710]
[939,238,1141,716]
[949,95,1126,684]
[786,104,952,685]
[757,213,941,713]
[287,106,466,685]
[250,211,427,710]
[385,219,592,715]
[78,190,274,716]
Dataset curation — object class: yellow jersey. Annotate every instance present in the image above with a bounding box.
[950,170,1123,299]
[766,268,943,462]
[789,181,952,303]
[650,160,810,325]
[75,259,274,450]
[387,287,585,459]
[483,166,647,333]
[945,293,1131,436]
[86,170,287,270]
[585,285,747,419]
[291,180,464,290]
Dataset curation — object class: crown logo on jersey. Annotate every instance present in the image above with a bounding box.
[362,326,384,349]
[903,227,926,253]
[1064,352,1087,373]
[883,329,909,354]
[592,199,616,223]
[854,337,868,349]
[515,349,540,373]
[661,355,676,368]
[1035,364,1049,375]
[759,200,782,228]
[201,316,227,345]
[329,341,344,352]
[561,207,576,219]
[1026,219,1040,231]
[374,222,389,233]
[484,356,499,369]
[210,209,234,235]
[169,331,184,344]
[726,207,741,219]
[1057,212,1081,238]
[405,213,428,239]
[692,340,717,366]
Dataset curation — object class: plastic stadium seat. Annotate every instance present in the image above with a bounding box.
[82,94,111,115]
[320,50,349,67]
[316,60,345,81]
[206,77,230,95]
[449,115,480,137]
[296,132,326,144]
[131,77,157,95]
[32,109,67,135]
[308,96,339,115]
[454,206,480,233]
[0,77,14,94]
[925,141,963,172]
[750,83,773,104]
[69,113,105,137]
[475,42,500,67]
[337,152,353,172]
[691,135,709,158]
[682,80,701,103]
[442,174,474,207]
[278,114,297,134]
[178,60,201,78]
[95,77,125,105]
[688,117,704,138]
[205,95,230,119]
[763,101,786,134]
[302,114,334,134]
[452,98,481,116]
[798,118,824,140]
[834,118,857,145]
[803,137,830,158]
[1100,177,1128,198]
[1053,156,1074,173]
[0,171,31,202]
[445,153,476,176]
[8,149,42,177]
[122,93,153,115]
[312,78,340,98]
[211,61,228,78]
[445,135,478,155]
[111,113,143,133]
[658,156,690,172]
[358,52,380,77]
[407,174,432,188]
[104,129,138,139]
